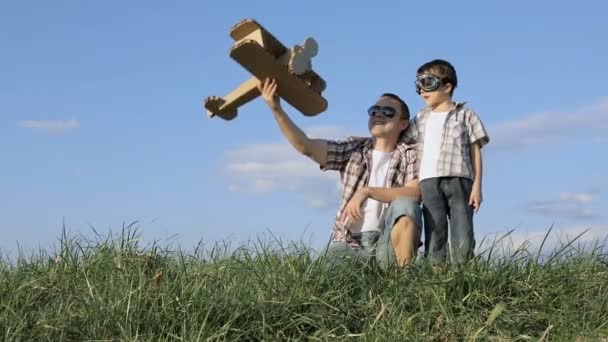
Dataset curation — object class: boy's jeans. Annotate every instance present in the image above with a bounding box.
[420,177,475,264]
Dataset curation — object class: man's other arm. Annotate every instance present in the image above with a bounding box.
[363,179,421,203]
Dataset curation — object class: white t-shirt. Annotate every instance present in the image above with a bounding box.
[419,111,448,181]
[349,149,393,234]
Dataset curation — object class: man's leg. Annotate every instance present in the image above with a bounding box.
[317,239,364,269]
[443,177,475,264]
[391,216,418,266]
[376,196,422,269]
[420,178,449,264]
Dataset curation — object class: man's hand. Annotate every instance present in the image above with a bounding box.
[469,182,482,213]
[258,78,281,110]
[342,187,369,225]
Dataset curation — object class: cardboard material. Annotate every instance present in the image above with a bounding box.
[204,18,328,120]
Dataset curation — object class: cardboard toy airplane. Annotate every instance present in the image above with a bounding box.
[204,18,328,120]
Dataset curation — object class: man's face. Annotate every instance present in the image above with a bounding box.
[367,97,408,138]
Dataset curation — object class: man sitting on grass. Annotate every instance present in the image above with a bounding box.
[258,78,422,268]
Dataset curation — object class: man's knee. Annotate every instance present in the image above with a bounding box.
[390,196,418,213]
[386,196,422,229]
[390,217,416,238]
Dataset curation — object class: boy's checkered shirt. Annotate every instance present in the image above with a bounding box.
[404,102,490,180]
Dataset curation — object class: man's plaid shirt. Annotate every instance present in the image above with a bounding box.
[404,102,490,180]
[321,138,418,244]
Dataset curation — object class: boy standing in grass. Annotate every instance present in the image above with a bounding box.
[406,59,490,264]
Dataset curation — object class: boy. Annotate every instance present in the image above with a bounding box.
[407,59,490,264]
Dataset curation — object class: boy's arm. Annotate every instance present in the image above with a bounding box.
[469,141,483,211]
[259,79,328,167]
[471,142,483,187]
[466,109,488,212]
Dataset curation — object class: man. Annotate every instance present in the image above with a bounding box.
[258,78,422,268]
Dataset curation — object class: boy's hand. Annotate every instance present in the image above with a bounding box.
[469,182,482,213]
[258,78,281,110]
[342,187,369,225]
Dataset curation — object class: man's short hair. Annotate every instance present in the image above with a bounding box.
[417,59,458,95]
[380,92,410,121]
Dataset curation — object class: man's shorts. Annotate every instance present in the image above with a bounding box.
[319,196,422,270]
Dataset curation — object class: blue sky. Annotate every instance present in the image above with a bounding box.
[1,1,607,256]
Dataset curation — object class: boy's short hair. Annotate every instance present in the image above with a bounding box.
[380,92,410,121]
[417,59,458,95]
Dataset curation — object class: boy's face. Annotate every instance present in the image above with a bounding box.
[367,97,408,138]
[416,73,453,108]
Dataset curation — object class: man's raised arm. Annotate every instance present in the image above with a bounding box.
[258,78,328,167]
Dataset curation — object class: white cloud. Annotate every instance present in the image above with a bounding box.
[559,192,593,203]
[489,97,608,149]
[17,119,80,132]
[228,180,278,193]
[307,197,332,210]
[525,192,600,220]
[306,125,355,139]
[251,179,275,193]
[222,125,355,209]
[527,201,599,219]
[479,224,608,256]
[224,143,294,162]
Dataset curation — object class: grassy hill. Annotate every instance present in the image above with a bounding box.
[1,228,607,341]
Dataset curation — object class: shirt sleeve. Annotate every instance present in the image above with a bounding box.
[320,139,365,171]
[467,110,490,147]
[403,147,418,183]
[401,117,419,144]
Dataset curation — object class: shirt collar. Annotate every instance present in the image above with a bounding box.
[362,138,415,157]
[419,101,467,118]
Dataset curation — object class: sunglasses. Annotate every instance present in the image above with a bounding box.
[368,105,397,118]
[415,73,447,94]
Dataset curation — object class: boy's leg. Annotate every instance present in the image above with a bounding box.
[420,178,449,264]
[375,196,422,269]
[442,177,475,264]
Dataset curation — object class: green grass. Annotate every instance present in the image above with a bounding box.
[1,226,607,341]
